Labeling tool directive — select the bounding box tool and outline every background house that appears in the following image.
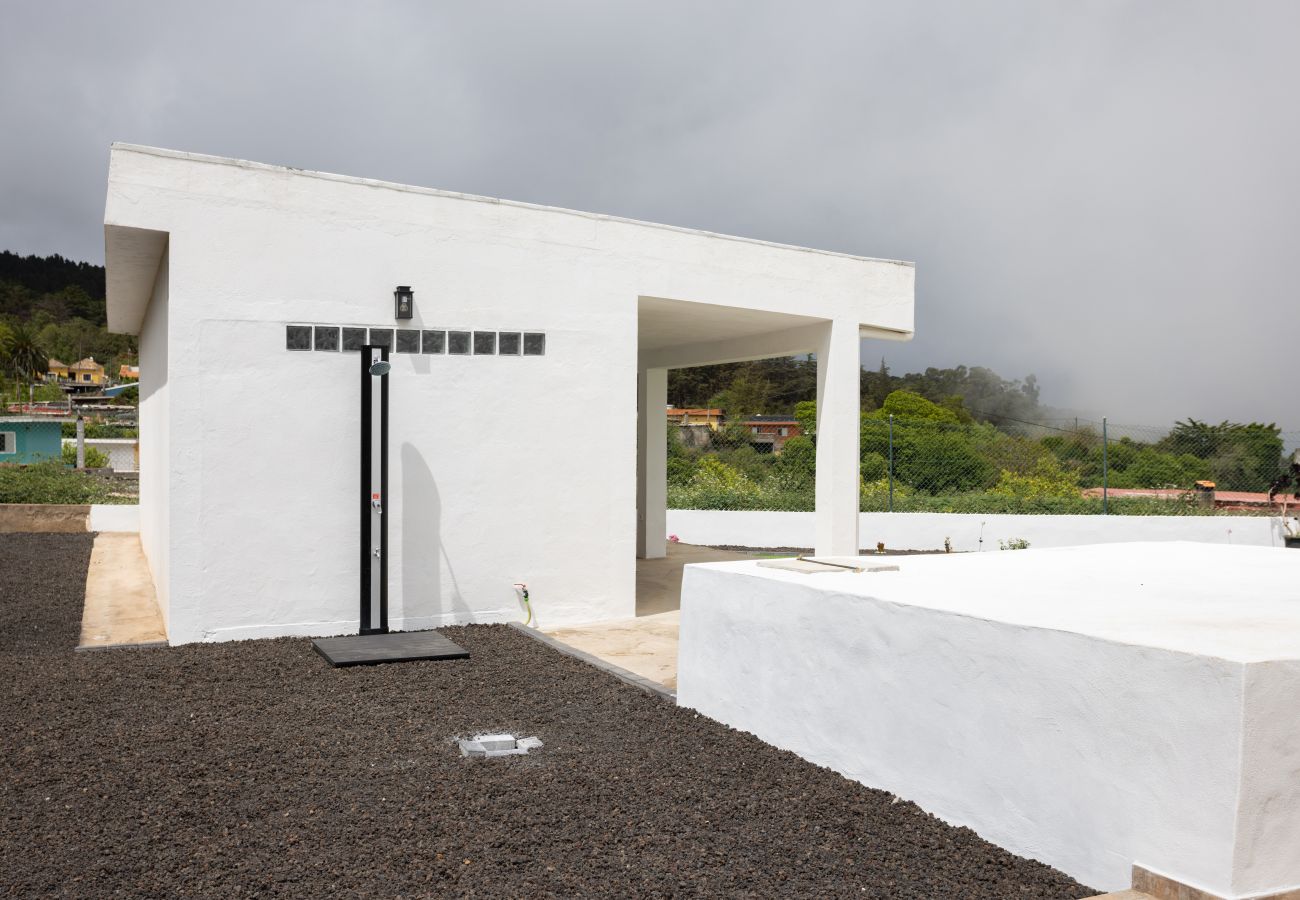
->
[0,416,73,464]
[666,407,723,430]
[45,359,70,381]
[744,415,802,453]
[67,357,106,386]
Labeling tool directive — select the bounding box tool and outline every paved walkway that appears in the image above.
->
[78,533,166,649]
[543,543,755,691]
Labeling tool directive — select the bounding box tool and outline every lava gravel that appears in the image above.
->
[1,533,1095,898]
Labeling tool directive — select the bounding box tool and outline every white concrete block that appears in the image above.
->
[89,504,140,533]
[677,542,1300,897]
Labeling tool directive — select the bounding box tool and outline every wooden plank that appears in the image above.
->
[311,631,469,667]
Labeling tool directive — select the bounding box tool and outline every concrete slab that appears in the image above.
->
[311,630,469,667]
[635,542,757,616]
[540,543,766,690]
[78,533,166,649]
[545,611,682,689]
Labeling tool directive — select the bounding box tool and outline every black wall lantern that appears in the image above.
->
[394,285,414,320]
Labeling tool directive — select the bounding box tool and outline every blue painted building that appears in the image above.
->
[0,417,72,464]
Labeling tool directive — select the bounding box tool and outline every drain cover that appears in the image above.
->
[458,733,543,758]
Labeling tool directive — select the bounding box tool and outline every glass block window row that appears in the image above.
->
[287,325,545,356]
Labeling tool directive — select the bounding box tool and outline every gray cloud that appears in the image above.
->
[2,0,1296,428]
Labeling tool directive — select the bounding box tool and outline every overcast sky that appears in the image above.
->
[1,1,1296,430]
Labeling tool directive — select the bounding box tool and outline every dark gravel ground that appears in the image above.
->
[1,533,1094,899]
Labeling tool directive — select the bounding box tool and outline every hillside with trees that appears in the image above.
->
[0,251,135,393]
[667,361,1290,514]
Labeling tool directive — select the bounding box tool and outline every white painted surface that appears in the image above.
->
[814,319,860,556]
[104,145,913,644]
[677,543,1300,897]
[637,366,667,559]
[137,249,169,631]
[665,508,1294,550]
[89,504,139,533]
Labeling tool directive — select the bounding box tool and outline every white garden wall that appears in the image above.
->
[666,509,1297,551]
[677,544,1300,898]
[89,505,139,533]
[62,438,138,471]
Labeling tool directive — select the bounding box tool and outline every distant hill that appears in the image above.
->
[0,251,107,326]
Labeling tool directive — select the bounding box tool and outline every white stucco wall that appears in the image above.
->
[677,544,1300,897]
[665,509,1295,550]
[105,145,911,644]
[89,504,139,532]
[138,250,169,630]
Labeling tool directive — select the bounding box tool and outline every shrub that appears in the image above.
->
[61,444,110,468]
[0,461,111,504]
[860,476,909,508]
[859,451,886,482]
[775,436,816,488]
[668,457,764,509]
[990,457,1080,499]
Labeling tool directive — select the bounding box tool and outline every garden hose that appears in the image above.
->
[514,583,532,626]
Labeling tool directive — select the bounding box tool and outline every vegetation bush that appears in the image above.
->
[0,461,111,504]
[61,422,137,439]
[61,443,110,468]
[990,457,1079,499]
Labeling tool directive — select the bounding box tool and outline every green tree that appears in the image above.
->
[794,400,817,437]
[1157,419,1284,491]
[5,322,46,381]
[710,365,773,422]
[866,390,960,424]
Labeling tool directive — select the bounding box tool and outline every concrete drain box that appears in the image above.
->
[458,733,543,758]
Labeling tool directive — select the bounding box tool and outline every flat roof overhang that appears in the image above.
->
[104,225,168,336]
[637,296,910,370]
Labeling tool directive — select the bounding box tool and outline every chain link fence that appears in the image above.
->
[667,414,1300,516]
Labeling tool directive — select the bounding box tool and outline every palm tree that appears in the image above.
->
[5,322,47,388]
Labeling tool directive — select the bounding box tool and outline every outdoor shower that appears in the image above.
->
[310,344,469,667]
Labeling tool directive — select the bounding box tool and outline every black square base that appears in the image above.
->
[311,630,470,667]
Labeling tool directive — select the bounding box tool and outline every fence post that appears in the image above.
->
[75,415,85,470]
[1102,416,1109,515]
[887,414,894,513]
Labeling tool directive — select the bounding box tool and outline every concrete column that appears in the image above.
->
[637,365,668,559]
[814,319,860,556]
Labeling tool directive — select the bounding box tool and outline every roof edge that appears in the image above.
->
[108,143,916,269]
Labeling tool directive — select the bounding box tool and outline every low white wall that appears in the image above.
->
[89,504,139,533]
[666,509,1296,551]
[62,438,138,472]
[677,553,1300,897]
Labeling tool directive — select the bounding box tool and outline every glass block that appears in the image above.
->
[368,328,393,348]
[395,329,420,353]
[341,327,367,351]
[448,331,471,355]
[313,326,340,351]
[421,330,446,354]
[523,332,546,356]
[286,325,312,351]
[498,332,521,355]
[473,331,497,355]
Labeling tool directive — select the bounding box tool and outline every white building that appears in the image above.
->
[104,144,914,644]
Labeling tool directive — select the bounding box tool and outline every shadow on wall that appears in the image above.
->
[400,442,469,626]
